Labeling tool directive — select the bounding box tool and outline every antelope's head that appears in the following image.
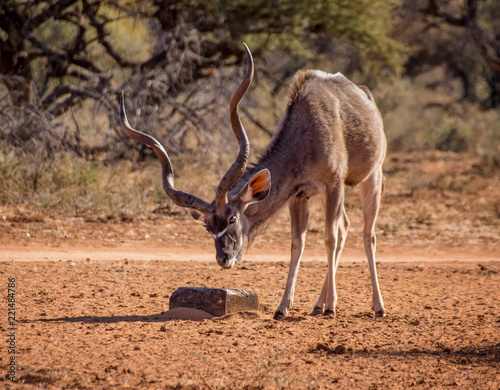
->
[119,44,271,269]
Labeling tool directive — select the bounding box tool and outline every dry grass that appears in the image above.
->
[1,66,499,225]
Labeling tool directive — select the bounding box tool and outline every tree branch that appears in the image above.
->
[24,0,80,34]
[83,0,138,68]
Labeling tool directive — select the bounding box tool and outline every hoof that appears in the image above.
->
[273,311,286,320]
[324,309,336,317]
[375,310,386,318]
[311,307,324,317]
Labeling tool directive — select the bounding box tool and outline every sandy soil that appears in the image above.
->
[1,151,499,389]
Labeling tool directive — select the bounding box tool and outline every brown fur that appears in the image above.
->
[228,68,387,318]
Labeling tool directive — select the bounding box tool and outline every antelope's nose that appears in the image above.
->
[216,253,233,269]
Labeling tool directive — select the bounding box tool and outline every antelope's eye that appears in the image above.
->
[204,225,210,232]
[229,215,237,224]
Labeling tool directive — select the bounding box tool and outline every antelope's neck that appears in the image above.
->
[239,154,301,235]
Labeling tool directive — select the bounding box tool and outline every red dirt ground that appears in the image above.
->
[1,151,499,389]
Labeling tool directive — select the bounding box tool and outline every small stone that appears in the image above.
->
[334,344,346,354]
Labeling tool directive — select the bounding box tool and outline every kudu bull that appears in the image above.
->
[120,44,386,319]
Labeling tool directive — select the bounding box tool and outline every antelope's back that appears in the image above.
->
[286,71,386,186]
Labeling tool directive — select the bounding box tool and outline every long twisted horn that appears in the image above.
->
[214,43,254,212]
[120,93,213,214]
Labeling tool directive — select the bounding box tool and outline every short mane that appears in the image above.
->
[254,70,318,165]
[287,70,317,109]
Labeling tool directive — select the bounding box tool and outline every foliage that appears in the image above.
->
[164,0,403,73]
[399,0,500,108]
[0,0,404,168]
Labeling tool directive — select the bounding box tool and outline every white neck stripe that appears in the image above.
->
[212,227,228,239]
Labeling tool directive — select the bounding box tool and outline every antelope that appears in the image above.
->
[120,44,386,320]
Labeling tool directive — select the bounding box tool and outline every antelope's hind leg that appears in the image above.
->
[360,167,386,317]
[274,196,309,320]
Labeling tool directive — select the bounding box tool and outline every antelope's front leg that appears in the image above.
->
[274,196,309,320]
[312,187,345,316]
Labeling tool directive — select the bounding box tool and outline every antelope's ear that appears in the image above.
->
[238,169,271,206]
